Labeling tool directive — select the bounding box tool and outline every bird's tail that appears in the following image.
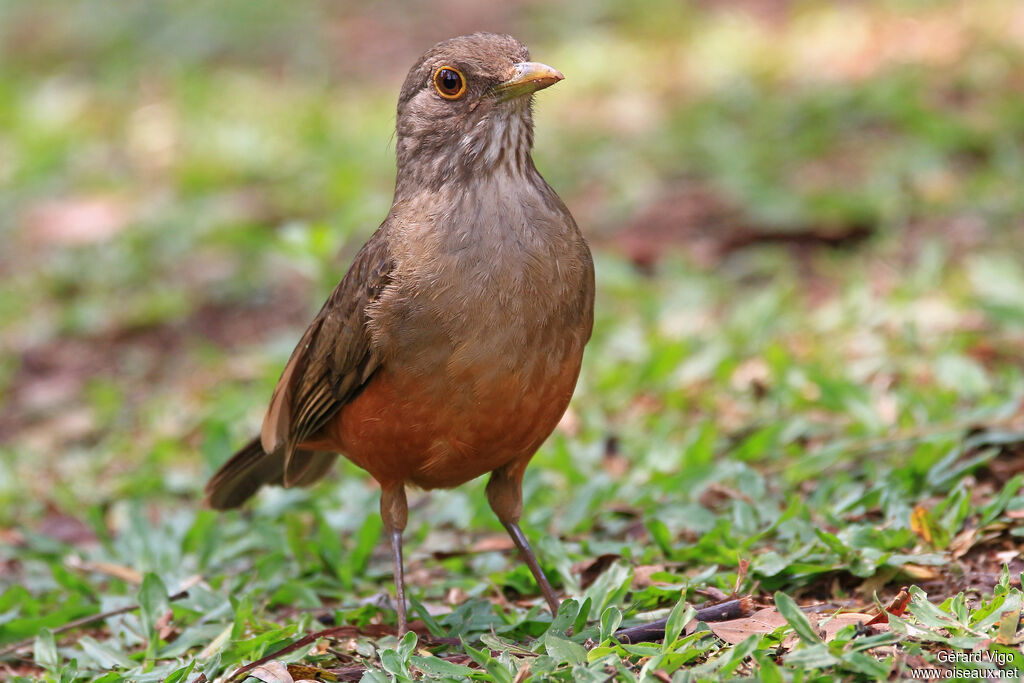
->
[204,437,336,509]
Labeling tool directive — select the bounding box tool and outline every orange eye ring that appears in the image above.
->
[433,66,467,99]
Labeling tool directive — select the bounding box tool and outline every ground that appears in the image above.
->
[3,1,1024,681]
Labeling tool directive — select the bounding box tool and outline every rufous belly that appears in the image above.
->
[300,354,582,490]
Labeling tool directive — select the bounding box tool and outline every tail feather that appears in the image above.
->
[204,436,338,509]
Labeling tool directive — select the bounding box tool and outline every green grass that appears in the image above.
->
[4,1,1024,681]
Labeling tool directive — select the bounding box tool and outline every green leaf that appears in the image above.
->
[574,596,592,635]
[549,598,580,635]
[462,640,492,668]
[315,514,344,580]
[841,650,891,677]
[380,648,412,680]
[163,660,197,683]
[139,572,171,642]
[784,642,839,668]
[544,632,587,665]
[359,669,392,683]
[351,511,384,577]
[409,597,445,639]
[753,651,784,683]
[979,475,1024,527]
[410,654,476,677]
[908,587,959,630]
[814,528,849,556]
[583,561,632,615]
[78,636,135,669]
[774,591,821,644]
[599,606,622,642]
[647,518,674,556]
[754,551,788,577]
[718,634,759,675]
[663,599,695,651]
[34,627,58,671]
[397,629,417,661]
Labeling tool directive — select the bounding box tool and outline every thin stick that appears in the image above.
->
[224,626,362,683]
[614,596,754,644]
[0,590,189,658]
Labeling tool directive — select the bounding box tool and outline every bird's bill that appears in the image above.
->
[491,61,564,101]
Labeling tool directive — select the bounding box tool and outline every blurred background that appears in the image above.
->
[5,0,1024,674]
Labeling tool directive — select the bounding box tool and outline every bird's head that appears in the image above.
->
[394,33,563,197]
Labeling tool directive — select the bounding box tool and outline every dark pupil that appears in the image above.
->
[440,70,460,92]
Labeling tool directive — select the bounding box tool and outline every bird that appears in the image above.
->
[204,32,594,635]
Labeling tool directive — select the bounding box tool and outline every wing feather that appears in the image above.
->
[260,229,394,485]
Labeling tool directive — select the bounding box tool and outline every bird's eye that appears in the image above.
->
[433,66,466,99]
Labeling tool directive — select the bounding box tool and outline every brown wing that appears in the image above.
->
[261,229,394,485]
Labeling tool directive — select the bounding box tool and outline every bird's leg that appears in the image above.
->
[380,484,409,636]
[486,464,560,615]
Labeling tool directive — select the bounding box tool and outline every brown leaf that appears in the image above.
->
[900,564,940,581]
[250,661,293,683]
[511,660,531,683]
[37,510,97,546]
[632,564,668,589]
[820,613,889,641]
[949,528,978,560]
[445,587,468,606]
[471,535,514,553]
[695,586,731,602]
[708,607,789,645]
[866,586,912,626]
[734,557,750,596]
[156,609,176,640]
[65,556,144,584]
[287,663,337,682]
[576,554,621,589]
[431,534,512,560]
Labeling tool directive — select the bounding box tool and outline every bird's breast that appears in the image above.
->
[334,180,593,488]
[369,178,592,386]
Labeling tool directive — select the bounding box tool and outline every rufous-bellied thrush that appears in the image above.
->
[205,33,594,635]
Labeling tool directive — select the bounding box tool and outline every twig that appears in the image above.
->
[223,626,353,682]
[223,625,457,683]
[614,596,754,644]
[0,590,189,658]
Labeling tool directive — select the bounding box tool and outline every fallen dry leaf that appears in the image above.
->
[900,564,941,581]
[708,607,790,645]
[250,661,292,683]
[470,535,514,553]
[287,663,337,682]
[949,527,978,560]
[511,660,531,683]
[711,604,891,648]
[575,553,621,589]
[632,564,669,590]
[37,509,98,546]
[866,586,912,626]
[820,613,890,641]
[65,556,144,584]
